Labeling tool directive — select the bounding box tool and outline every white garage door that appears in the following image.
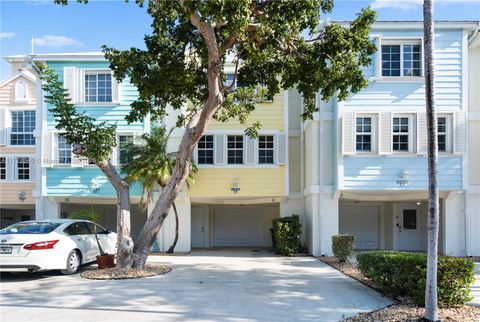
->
[339,205,379,250]
[213,207,264,247]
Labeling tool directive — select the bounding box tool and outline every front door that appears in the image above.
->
[396,206,423,251]
[191,207,205,248]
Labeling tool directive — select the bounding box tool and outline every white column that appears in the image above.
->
[42,197,60,219]
[444,191,466,256]
[318,192,339,256]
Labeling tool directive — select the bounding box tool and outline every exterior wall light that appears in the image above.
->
[231,179,240,194]
[396,169,409,187]
[18,191,26,202]
[90,178,100,193]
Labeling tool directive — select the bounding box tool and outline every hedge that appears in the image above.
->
[332,234,355,262]
[357,251,475,307]
[272,215,302,256]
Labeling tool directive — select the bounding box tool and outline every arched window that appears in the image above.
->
[15,80,28,102]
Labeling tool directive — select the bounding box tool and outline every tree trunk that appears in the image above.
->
[166,202,179,254]
[98,161,134,268]
[423,1,439,321]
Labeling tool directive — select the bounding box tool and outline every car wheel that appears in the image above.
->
[61,250,81,275]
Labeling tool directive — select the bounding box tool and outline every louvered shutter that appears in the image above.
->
[417,112,427,155]
[76,69,85,103]
[29,157,36,180]
[63,67,77,103]
[453,111,466,154]
[214,134,225,165]
[6,157,14,180]
[375,37,382,78]
[112,76,119,103]
[42,132,54,167]
[379,112,392,155]
[276,133,288,164]
[245,136,256,165]
[342,111,355,155]
[0,109,6,146]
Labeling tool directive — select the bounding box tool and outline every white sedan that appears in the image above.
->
[0,219,117,274]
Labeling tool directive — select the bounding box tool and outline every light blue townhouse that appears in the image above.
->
[303,21,480,257]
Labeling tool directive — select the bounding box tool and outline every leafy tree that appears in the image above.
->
[53,0,376,268]
[423,0,440,320]
[39,66,135,268]
[122,126,197,254]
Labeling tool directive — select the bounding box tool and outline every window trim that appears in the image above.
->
[0,157,6,180]
[197,135,215,165]
[354,114,377,154]
[16,157,30,181]
[227,135,244,165]
[258,135,275,164]
[9,110,36,147]
[437,114,452,154]
[56,134,72,165]
[392,114,415,153]
[84,70,113,103]
[380,38,424,79]
[117,134,134,165]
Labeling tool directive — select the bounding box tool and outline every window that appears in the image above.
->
[0,157,5,180]
[227,135,243,164]
[198,135,214,164]
[15,80,28,102]
[63,222,90,236]
[118,135,133,164]
[437,117,447,152]
[382,43,422,77]
[356,117,372,152]
[392,117,411,152]
[17,157,30,180]
[85,73,112,102]
[85,222,109,234]
[11,111,35,145]
[224,73,241,89]
[258,135,274,164]
[58,135,72,164]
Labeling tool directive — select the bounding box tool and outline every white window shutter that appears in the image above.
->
[112,76,119,103]
[71,153,85,168]
[453,111,466,154]
[417,112,427,155]
[29,157,36,180]
[63,67,77,103]
[214,134,225,165]
[342,111,355,155]
[42,132,54,167]
[76,69,85,103]
[375,37,382,78]
[0,109,6,146]
[276,133,287,164]
[245,136,256,165]
[6,157,14,180]
[379,112,392,155]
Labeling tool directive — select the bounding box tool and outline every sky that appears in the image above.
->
[1,0,479,80]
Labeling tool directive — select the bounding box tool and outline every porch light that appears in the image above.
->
[396,169,409,187]
[231,179,240,194]
[18,191,26,202]
[90,178,100,193]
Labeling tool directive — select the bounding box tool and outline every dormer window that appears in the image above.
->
[15,80,28,102]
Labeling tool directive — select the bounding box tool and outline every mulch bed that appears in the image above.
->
[317,256,480,322]
[80,264,172,280]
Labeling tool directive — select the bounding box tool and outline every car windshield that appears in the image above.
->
[0,222,62,234]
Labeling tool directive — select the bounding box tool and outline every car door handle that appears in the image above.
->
[77,238,82,241]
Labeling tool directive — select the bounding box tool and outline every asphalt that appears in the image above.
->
[0,249,392,322]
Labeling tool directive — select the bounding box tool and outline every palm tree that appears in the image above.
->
[423,0,439,320]
[122,126,197,253]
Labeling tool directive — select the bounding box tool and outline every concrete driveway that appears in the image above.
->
[471,262,480,306]
[0,249,391,322]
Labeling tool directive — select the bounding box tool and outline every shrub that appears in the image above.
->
[332,234,355,262]
[357,251,475,307]
[272,215,302,256]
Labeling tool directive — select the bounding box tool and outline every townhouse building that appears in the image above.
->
[1,20,478,256]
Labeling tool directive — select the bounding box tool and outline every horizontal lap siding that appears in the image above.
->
[188,167,286,197]
[351,29,463,110]
[0,182,36,204]
[343,156,462,190]
[46,62,143,132]
[46,167,143,197]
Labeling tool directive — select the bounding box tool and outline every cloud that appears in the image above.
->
[0,32,16,39]
[371,0,477,10]
[32,35,83,48]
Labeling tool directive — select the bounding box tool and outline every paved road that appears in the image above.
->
[0,249,392,322]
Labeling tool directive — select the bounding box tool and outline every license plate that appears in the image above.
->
[0,246,12,254]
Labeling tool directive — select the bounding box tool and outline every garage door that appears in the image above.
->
[339,205,379,250]
[213,207,264,247]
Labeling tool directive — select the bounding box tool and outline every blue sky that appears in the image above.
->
[1,0,479,80]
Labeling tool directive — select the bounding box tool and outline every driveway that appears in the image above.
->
[471,262,480,306]
[0,249,391,322]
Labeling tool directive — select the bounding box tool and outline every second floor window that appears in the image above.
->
[227,135,243,164]
[392,117,410,152]
[11,111,35,146]
[85,73,112,103]
[258,135,274,164]
[198,135,214,164]
[0,157,6,180]
[17,157,30,180]
[382,43,422,77]
[118,135,133,164]
[58,135,72,164]
[438,117,448,152]
[356,117,372,152]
